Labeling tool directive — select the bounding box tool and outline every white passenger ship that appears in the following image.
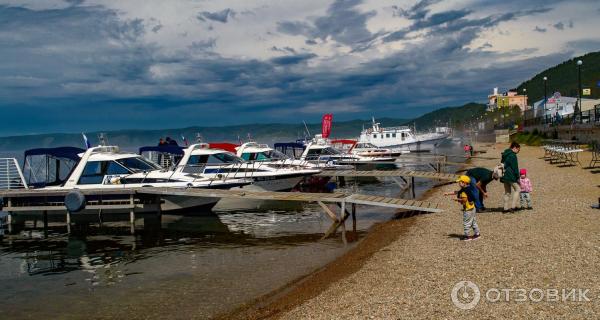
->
[358,118,450,151]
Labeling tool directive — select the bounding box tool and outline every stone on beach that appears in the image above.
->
[279,144,600,319]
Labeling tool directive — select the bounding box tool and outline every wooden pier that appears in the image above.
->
[0,187,442,243]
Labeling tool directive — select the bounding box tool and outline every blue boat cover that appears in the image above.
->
[139,145,185,155]
[24,147,85,162]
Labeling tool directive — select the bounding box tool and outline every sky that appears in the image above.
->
[1,0,599,135]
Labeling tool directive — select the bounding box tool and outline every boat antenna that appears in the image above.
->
[303,121,311,138]
[98,133,108,146]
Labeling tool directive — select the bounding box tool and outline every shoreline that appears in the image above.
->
[273,144,600,319]
[216,164,467,320]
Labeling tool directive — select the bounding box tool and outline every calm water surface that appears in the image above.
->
[0,143,465,319]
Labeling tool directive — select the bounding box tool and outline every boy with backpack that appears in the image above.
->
[445,175,481,241]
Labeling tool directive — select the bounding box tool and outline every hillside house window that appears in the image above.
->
[386,133,390,138]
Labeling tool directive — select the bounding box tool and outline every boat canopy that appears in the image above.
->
[138,145,185,155]
[24,146,85,162]
[274,142,306,159]
[208,143,239,153]
[23,146,85,188]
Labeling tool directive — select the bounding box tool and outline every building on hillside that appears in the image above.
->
[531,92,600,118]
[487,88,528,112]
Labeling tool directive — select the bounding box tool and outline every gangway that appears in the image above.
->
[0,186,442,244]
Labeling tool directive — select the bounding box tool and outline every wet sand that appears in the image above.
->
[224,144,600,319]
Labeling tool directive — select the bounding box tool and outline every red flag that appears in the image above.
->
[321,114,333,138]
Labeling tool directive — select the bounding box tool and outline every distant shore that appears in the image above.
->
[221,144,600,319]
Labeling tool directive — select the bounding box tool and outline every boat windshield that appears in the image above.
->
[321,147,342,155]
[116,157,162,172]
[188,152,244,166]
[355,143,378,148]
[241,150,289,161]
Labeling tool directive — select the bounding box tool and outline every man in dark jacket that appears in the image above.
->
[466,167,498,211]
[501,142,521,212]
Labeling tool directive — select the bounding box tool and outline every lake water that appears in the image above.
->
[0,143,465,318]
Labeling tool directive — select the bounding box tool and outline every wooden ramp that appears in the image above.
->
[1,187,442,243]
[138,187,442,213]
[317,169,460,181]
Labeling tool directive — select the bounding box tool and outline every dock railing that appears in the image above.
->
[0,158,28,190]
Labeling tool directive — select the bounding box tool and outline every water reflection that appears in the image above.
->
[0,144,466,318]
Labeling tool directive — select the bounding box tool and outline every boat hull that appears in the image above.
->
[371,135,449,152]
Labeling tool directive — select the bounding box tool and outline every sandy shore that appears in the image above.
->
[224,144,600,319]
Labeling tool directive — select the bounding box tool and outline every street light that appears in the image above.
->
[543,76,548,112]
[576,60,583,124]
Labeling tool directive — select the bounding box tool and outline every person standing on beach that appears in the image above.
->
[501,142,521,213]
[444,175,480,241]
[466,167,499,211]
[519,169,533,210]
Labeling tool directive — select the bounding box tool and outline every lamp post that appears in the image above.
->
[577,60,582,124]
[543,76,548,122]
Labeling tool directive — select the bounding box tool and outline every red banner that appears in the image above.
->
[321,114,333,138]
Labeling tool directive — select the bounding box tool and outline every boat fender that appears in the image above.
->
[65,190,86,213]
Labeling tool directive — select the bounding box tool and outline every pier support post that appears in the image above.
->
[340,201,347,245]
[351,203,356,233]
[43,210,48,238]
[129,194,135,235]
[66,211,71,234]
[411,177,416,199]
[7,212,12,234]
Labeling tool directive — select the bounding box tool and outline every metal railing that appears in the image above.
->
[524,106,600,127]
[0,158,28,190]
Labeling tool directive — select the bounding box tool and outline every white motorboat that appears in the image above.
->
[330,139,406,161]
[358,118,450,152]
[145,143,321,192]
[21,146,250,213]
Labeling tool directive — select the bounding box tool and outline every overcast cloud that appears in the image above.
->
[0,0,599,135]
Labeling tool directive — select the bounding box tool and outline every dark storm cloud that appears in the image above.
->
[270,53,317,65]
[553,22,564,30]
[197,9,235,23]
[277,0,377,49]
[0,1,595,135]
[383,6,552,43]
[393,0,441,20]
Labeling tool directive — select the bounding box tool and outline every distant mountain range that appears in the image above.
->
[0,118,411,152]
[516,51,600,103]
[0,102,489,152]
[408,102,486,130]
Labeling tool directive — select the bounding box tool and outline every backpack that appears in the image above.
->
[493,163,504,179]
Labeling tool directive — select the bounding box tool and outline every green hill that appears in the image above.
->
[403,102,486,130]
[516,51,600,103]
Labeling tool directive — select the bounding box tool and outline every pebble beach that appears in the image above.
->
[228,144,600,319]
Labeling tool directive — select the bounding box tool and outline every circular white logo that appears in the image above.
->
[451,281,481,310]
